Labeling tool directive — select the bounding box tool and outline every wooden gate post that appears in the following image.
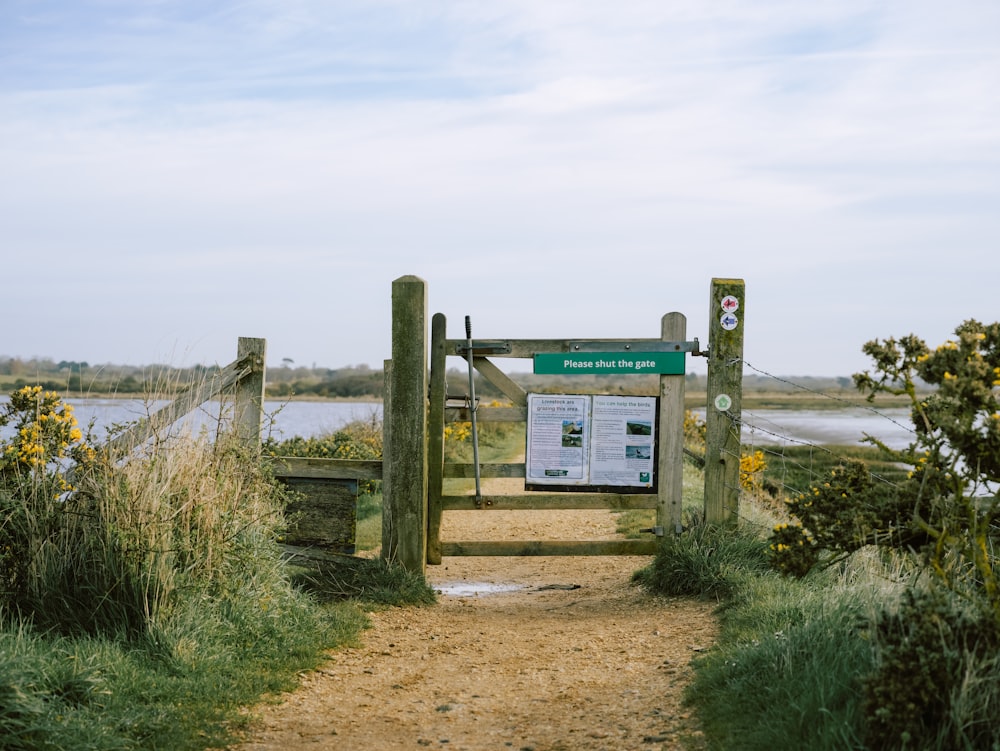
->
[658,313,687,534]
[383,275,429,573]
[704,278,745,524]
[234,337,266,450]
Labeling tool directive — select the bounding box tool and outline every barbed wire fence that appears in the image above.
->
[695,360,921,528]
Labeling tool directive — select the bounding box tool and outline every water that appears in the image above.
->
[691,406,915,451]
[0,397,383,443]
[741,407,915,451]
[434,582,525,597]
[1,396,914,449]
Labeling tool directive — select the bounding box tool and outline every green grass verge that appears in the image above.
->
[0,590,369,750]
[627,450,923,751]
[0,553,435,751]
[633,519,907,751]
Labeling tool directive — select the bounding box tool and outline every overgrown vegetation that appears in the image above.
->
[634,319,1000,751]
[0,386,428,750]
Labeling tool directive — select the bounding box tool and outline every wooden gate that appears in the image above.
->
[425,311,696,564]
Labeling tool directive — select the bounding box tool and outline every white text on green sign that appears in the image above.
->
[533,352,685,375]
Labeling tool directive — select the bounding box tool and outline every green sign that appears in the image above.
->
[533,352,685,375]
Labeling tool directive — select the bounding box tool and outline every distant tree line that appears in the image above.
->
[0,357,387,399]
[0,355,879,401]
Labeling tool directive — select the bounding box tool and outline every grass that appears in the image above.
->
[0,599,370,751]
[628,439,1000,751]
[355,486,384,551]
[631,507,910,750]
[0,392,433,751]
[292,554,436,606]
[616,461,706,538]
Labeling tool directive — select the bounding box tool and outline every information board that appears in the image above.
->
[524,393,658,493]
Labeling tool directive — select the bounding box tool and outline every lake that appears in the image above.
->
[736,407,914,451]
[0,397,915,451]
[0,397,383,444]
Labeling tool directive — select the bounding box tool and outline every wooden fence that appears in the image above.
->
[383,275,745,573]
[89,275,745,574]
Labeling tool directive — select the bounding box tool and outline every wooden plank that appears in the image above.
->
[472,357,527,406]
[659,313,686,535]
[427,312,448,565]
[385,275,429,573]
[280,477,357,554]
[439,493,658,510]
[270,456,383,480]
[440,539,658,556]
[280,544,356,566]
[234,337,267,447]
[443,462,525,479]
[445,338,674,359]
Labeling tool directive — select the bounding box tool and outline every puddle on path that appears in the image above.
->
[433,582,526,597]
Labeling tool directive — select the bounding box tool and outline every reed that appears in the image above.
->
[0,385,379,749]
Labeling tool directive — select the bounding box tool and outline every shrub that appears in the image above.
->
[766,319,1000,749]
[264,415,383,495]
[851,319,1000,617]
[864,581,1000,750]
[0,386,97,617]
[739,449,767,492]
[767,459,915,576]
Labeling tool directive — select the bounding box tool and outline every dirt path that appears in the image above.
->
[235,507,718,751]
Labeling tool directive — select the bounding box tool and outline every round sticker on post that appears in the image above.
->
[720,313,739,331]
[714,394,733,411]
[721,295,740,313]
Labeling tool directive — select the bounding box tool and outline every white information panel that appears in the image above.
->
[525,393,657,492]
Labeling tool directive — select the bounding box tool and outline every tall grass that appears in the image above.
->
[8,433,291,638]
[0,388,429,750]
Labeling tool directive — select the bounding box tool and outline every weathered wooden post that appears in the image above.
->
[425,312,448,565]
[383,275,429,572]
[704,278,745,524]
[658,312,687,534]
[381,358,394,559]
[234,337,267,450]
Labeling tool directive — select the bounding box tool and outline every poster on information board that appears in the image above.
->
[525,393,658,493]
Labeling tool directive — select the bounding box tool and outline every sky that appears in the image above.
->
[2,1,998,378]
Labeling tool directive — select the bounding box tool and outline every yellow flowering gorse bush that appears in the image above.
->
[1,386,98,611]
[0,385,92,493]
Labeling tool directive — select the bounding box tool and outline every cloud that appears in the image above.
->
[0,1,997,373]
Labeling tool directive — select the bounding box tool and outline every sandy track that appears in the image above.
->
[235,508,717,751]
